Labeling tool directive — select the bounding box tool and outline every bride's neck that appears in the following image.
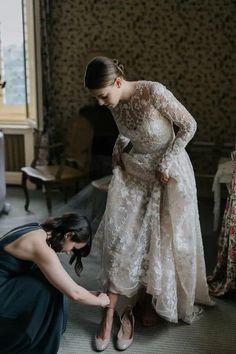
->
[120,80,137,101]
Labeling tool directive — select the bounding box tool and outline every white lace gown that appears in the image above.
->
[96,81,213,324]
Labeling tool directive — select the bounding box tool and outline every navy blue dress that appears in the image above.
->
[0,223,67,354]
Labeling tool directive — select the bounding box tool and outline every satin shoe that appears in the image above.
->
[94,335,110,352]
[116,307,135,351]
[94,306,115,351]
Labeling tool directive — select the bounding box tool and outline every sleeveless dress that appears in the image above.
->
[96,81,213,324]
[0,223,67,354]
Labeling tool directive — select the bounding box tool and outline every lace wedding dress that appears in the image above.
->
[96,81,213,324]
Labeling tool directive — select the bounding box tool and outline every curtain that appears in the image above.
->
[38,0,56,164]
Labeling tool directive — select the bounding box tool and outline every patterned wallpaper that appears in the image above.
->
[47,0,236,145]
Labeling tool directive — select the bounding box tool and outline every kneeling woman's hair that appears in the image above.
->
[41,213,92,276]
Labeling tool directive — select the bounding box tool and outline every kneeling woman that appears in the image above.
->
[0,213,110,354]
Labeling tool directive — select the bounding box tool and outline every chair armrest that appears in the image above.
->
[34,142,64,150]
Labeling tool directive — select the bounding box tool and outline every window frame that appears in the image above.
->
[0,0,43,129]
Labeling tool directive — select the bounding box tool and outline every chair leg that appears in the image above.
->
[44,184,52,214]
[21,172,30,211]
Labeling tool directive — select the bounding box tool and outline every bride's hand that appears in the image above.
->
[112,152,121,168]
[112,152,125,170]
[156,170,170,184]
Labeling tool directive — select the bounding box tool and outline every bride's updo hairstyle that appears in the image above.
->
[84,56,124,90]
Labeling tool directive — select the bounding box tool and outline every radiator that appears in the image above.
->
[5,134,25,172]
[0,131,6,212]
[1,128,34,185]
[0,131,11,213]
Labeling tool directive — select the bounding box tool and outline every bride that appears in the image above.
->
[84,56,213,351]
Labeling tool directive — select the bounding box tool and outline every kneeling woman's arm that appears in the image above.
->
[30,238,109,307]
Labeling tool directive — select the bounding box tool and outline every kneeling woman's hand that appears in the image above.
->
[98,293,110,307]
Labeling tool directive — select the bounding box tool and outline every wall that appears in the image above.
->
[48,0,235,146]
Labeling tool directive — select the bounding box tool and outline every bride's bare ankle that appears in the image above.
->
[101,308,115,324]
[97,313,114,339]
[105,306,115,316]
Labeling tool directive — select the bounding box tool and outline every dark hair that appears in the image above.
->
[41,213,92,276]
[84,56,125,89]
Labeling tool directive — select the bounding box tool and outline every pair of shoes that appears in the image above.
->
[94,306,115,351]
[116,307,135,351]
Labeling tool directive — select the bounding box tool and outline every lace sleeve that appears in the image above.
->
[113,134,130,156]
[150,82,197,174]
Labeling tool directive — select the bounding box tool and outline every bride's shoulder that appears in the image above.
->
[138,81,166,98]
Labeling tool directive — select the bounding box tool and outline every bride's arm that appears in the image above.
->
[150,82,197,175]
[112,133,130,168]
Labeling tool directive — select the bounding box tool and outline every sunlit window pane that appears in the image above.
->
[0,0,26,105]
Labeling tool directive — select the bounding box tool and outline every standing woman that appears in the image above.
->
[85,56,213,351]
[0,213,110,354]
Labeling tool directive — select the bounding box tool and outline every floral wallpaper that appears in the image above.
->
[45,0,235,147]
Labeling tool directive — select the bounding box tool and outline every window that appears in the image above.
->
[0,0,43,128]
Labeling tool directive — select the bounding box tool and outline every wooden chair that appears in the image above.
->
[21,117,94,214]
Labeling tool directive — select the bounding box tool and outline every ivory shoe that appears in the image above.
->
[116,307,135,351]
[94,336,110,352]
[94,306,115,351]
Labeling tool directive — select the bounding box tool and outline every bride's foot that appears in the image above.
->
[97,307,114,339]
[95,308,114,351]
[116,307,135,350]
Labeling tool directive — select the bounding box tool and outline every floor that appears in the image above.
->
[0,185,235,354]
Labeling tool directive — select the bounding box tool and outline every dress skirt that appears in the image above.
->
[96,149,213,324]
